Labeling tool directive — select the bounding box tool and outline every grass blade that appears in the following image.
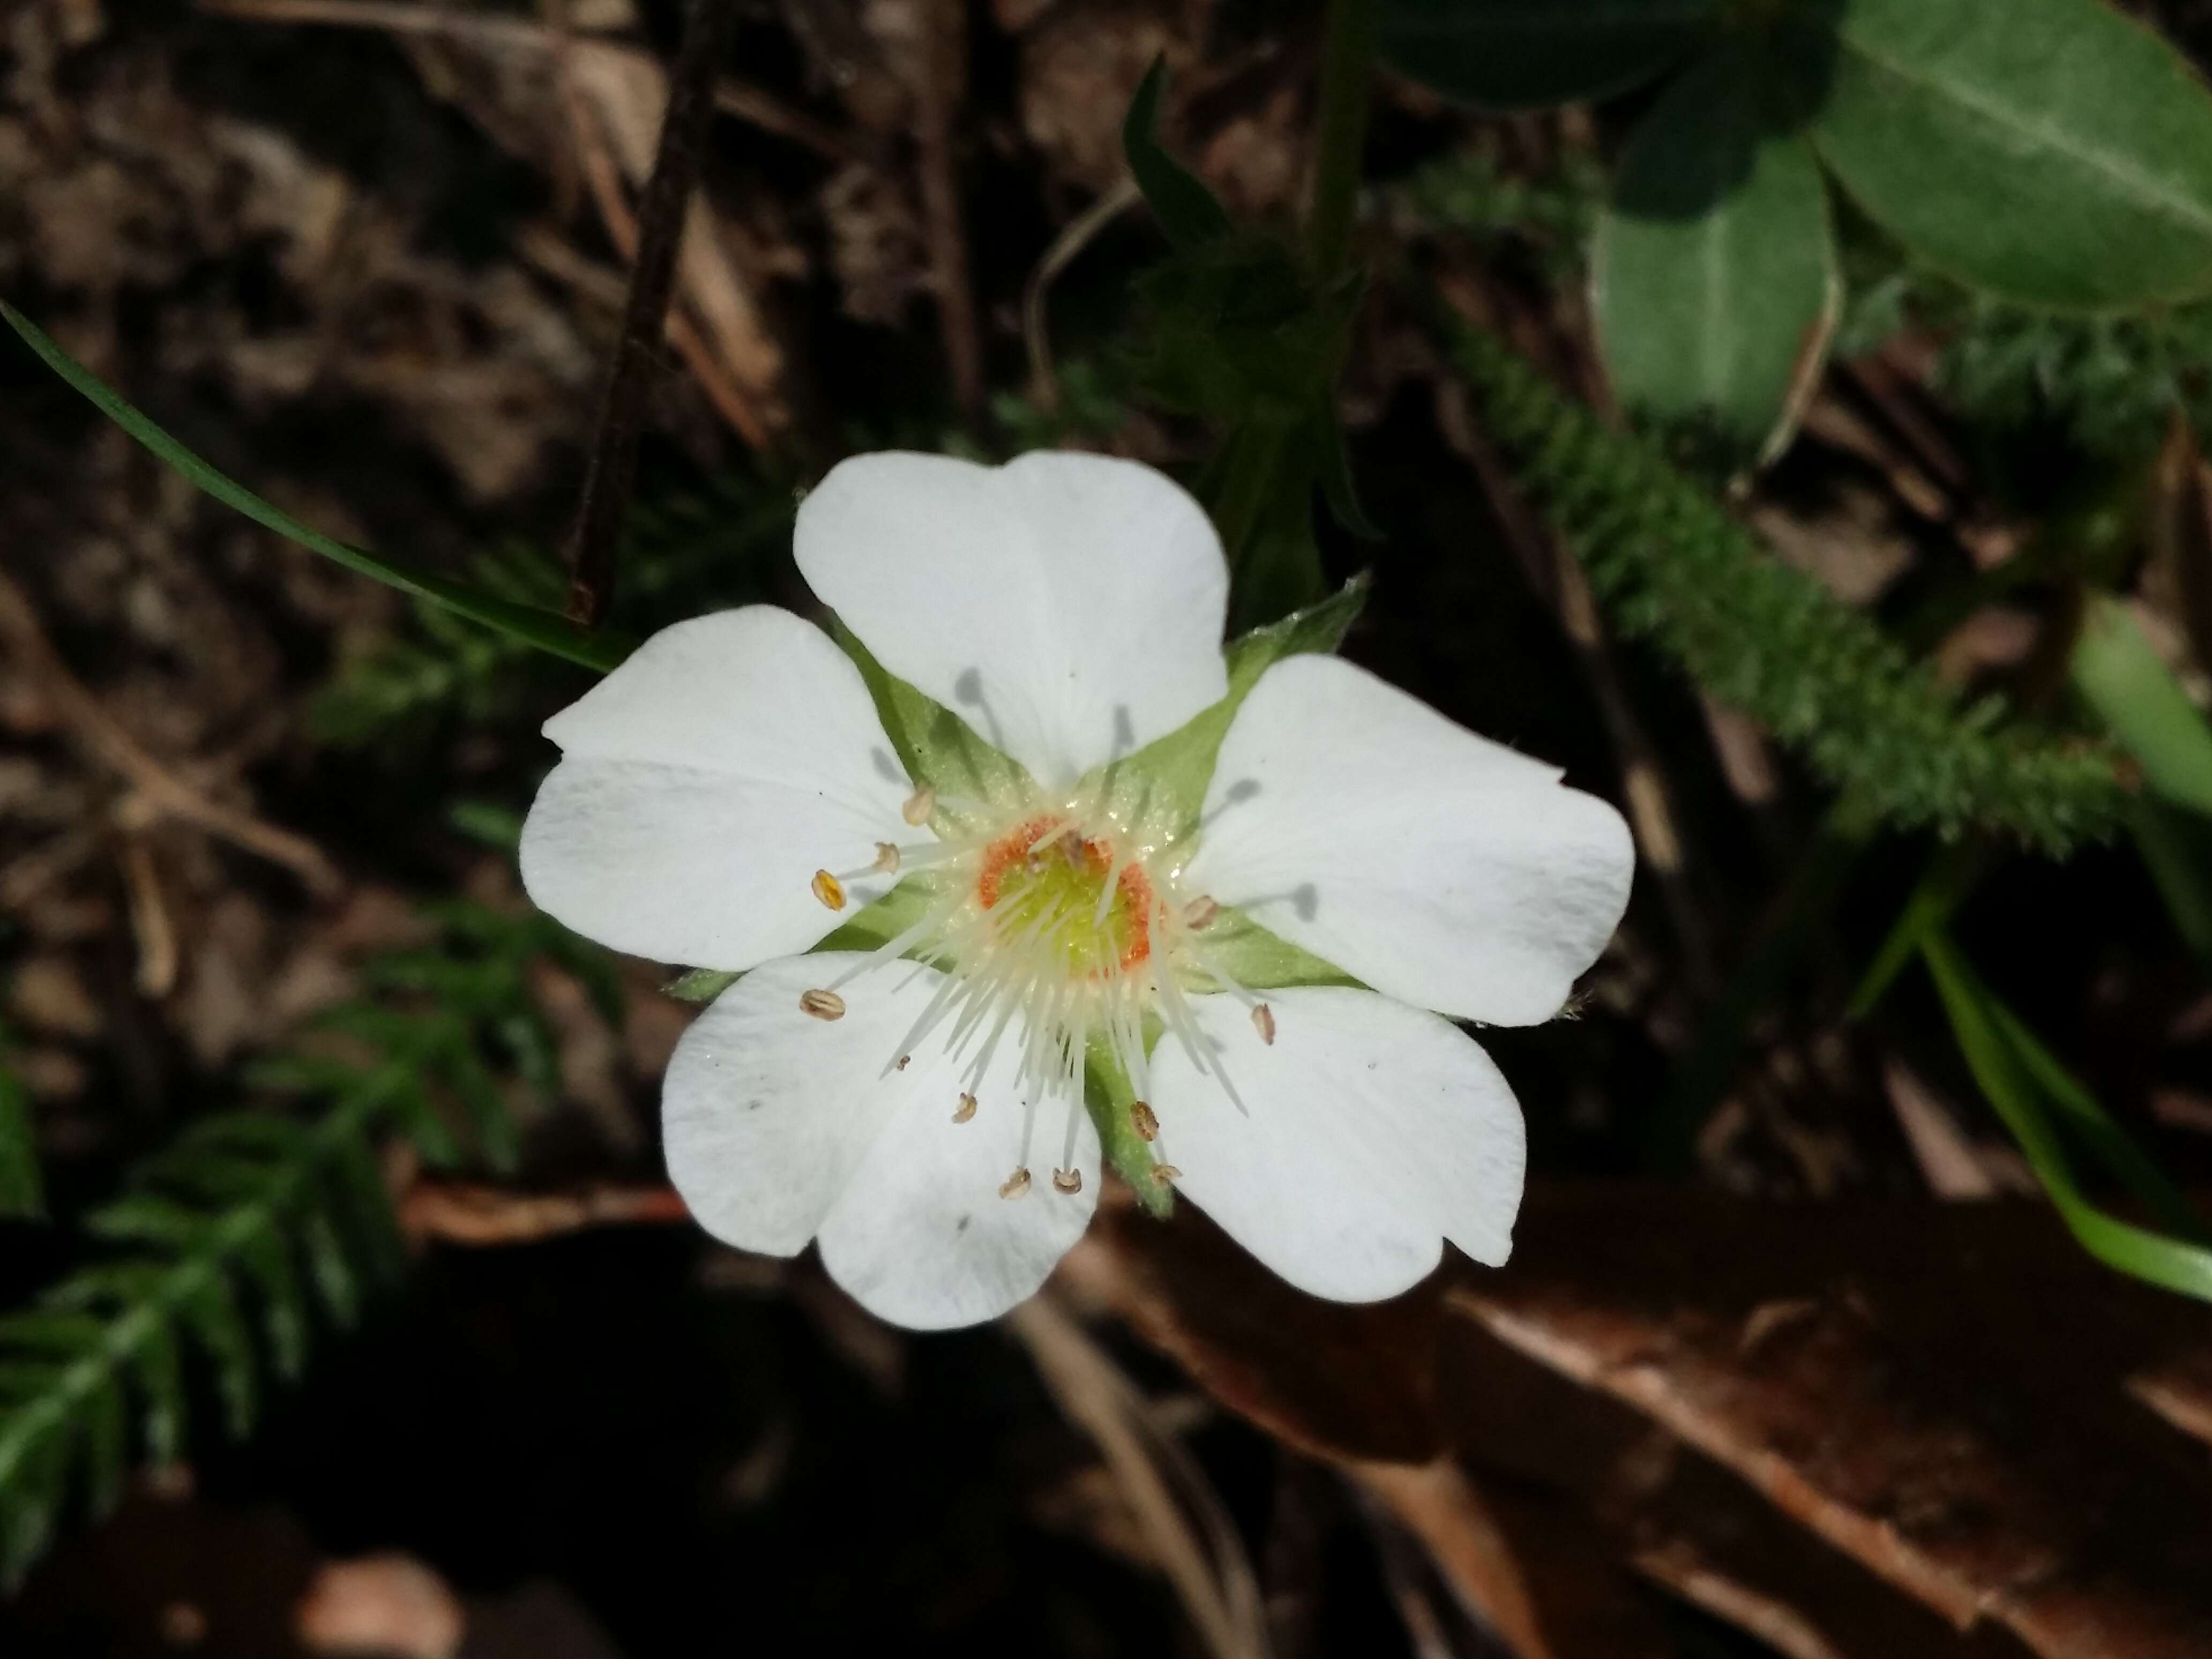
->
[1,301,630,673]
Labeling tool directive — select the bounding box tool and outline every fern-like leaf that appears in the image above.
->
[1447,319,2125,854]
[0,899,618,1586]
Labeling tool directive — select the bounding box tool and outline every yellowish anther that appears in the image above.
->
[1051,1168,1082,1194]
[799,988,846,1021]
[1182,895,1219,930]
[811,869,847,911]
[873,841,901,874]
[952,1091,977,1123]
[1251,1003,1276,1045]
[1153,1163,1182,1185]
[901,786,936,826]
[1130,1100,1159,1142]
[999,1166,1032,1199]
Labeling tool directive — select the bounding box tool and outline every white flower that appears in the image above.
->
[519,451,1633,1329]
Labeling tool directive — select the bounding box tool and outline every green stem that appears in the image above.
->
[2,301,632,673]
[1309,0,1379,279]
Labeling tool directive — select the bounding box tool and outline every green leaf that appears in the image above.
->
[1593,43,1840,461]
[0,301,631,671]
[232,1218,310,1380]
[1122,57,1231,248]
[1921,929,2212,1301]
[2130,795,2212,957]
[0,1036,42,1220]
[1097,576,1370,839]
[176,1274,259,1439]
[1805,0,2212,308]
[1380,0,1720,111]
[2073,594,2212,816]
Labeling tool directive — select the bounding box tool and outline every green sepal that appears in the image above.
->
[1185,906,1361,996]
[1096,575,1370,840]
[831,618,1032,828]
[1085,1037,1170,1219]
[664,968,741,1004]
[1122,57,1231,249]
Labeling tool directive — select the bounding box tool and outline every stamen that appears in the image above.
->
[872,841,901,874]
[1251,1002,1276,1045]
[799,988,846,1021]
[902,785,936,825]
[1182,895,1219,930]
[811,869,847,911]
[998,1166,1032,1199]
[1051,1168,1082,1194]
[1153,1164,1182,1185]
[895,1054,911,1071]
[1129,1100,1159,1142]
[952,1091,977,1123]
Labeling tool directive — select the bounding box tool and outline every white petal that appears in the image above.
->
[1183,655,1633,1026]
[1149,987,1525,1302]
[662,954,1095,1330]
[520,607,913,969]
[794,451,1229,788]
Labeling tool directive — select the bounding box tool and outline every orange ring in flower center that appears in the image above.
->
[975,816,1154,973]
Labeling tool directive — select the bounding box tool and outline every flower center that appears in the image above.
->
[974,815,1154,976]
[805,782,1261,1201]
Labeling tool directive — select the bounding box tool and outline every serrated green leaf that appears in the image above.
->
[178,1273,259,1438]
[125,1317,186,1468]
[1593,42,1839,461]
[0,301,630,671]
[1122,57,1231,248]
[0,1312,110,1356]
[384,1073,464,1171]
[82,1193,210,1250]
[2072,593,2212,817]
[233,1218,309,1380]
[1805,0,2212,308]
[299,1205,361,1328]
[1380,0,1720,112]
[79,1369,126,1519]
[438,1032,519,1175]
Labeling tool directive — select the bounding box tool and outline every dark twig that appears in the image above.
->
[915,0,982,421]
[564,0,734,626]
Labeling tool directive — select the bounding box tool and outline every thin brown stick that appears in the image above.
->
[1024,176,1141,410]
[118,834,180,997]
[1009,1296,1270,1659]
[0,569,342,896]
[400,1178,691,1245]
[564,0,735,626]
[561,97,769,445]
[914,0,982,421]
